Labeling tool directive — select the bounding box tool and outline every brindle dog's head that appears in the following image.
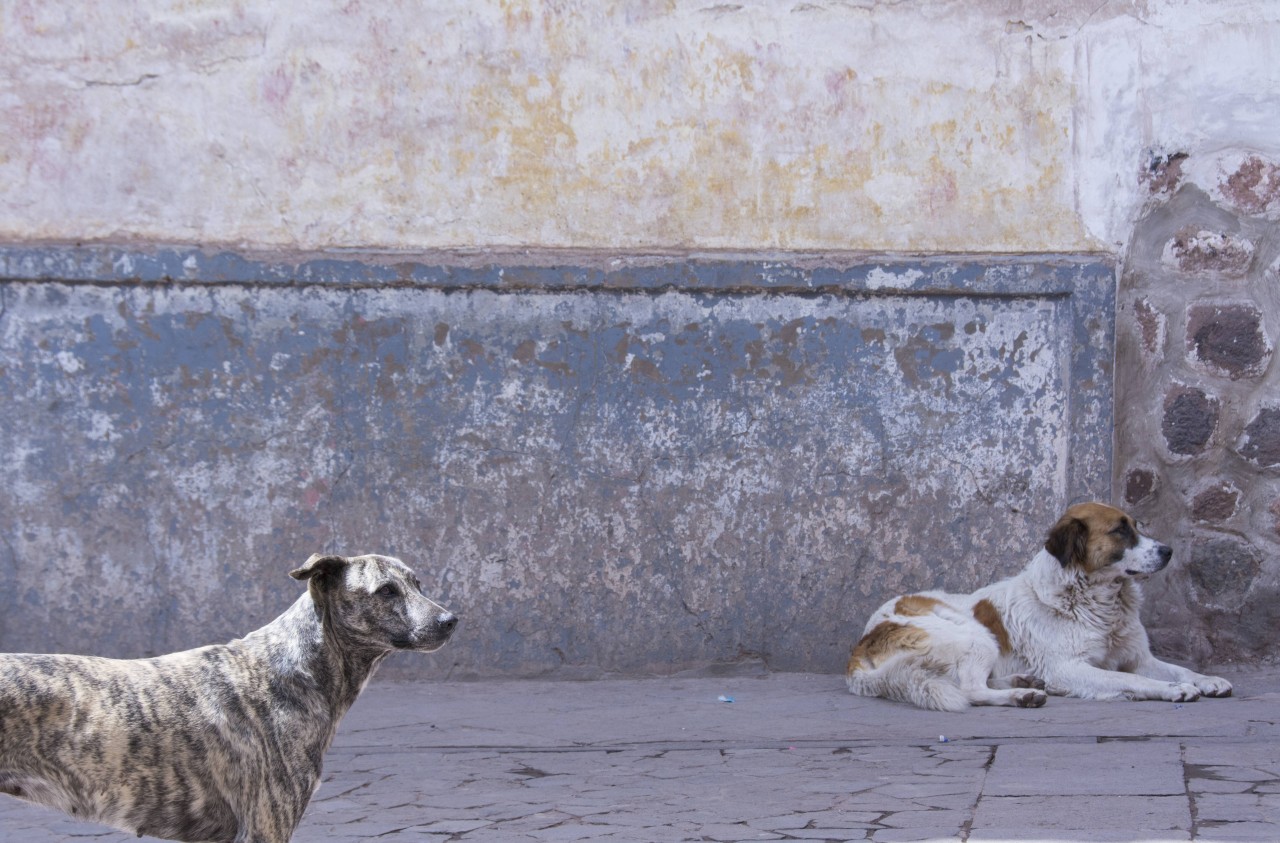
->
[1044,502,1172,579]
[290,554,458,652]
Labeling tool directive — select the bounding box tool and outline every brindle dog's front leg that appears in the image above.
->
[234,823,290,843]
[232,802,296,843]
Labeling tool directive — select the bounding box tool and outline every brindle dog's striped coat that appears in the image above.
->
[0,553,457,843]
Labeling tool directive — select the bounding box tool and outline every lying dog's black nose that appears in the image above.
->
[1158,544,1172,565]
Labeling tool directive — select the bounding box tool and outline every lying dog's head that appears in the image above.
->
[1044,502,1172,578]
[290,553,458,652]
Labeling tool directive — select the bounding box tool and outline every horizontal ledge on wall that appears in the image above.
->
[0,243,1114,297]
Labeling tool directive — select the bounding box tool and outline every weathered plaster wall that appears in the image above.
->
[1117,151,1280,667]
[2,1,1277,251]
[0,252,1112,677]
[1,1,1276,673]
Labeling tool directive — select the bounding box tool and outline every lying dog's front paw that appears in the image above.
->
[1165,682,1201,702]
[1195,676,1232,698]
[1010,674,1046,690]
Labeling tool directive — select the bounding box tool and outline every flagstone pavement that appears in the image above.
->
[2,666,1277,842]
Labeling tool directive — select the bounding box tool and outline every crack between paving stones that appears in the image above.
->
[959,744,997,842]
[322,779,378,799]
[1183,742,1202,841]
[374,826,415,838]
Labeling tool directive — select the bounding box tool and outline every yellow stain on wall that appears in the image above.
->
[0,0,1100,251]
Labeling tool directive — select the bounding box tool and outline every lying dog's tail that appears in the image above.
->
[846,656,969,712]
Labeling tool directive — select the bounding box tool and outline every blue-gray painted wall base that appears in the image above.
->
[0,247,1115,678]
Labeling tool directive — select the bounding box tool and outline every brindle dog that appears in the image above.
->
[0,553,457,843]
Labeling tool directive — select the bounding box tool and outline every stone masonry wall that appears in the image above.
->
[1118,151,1280,667]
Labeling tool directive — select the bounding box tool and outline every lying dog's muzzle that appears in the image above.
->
[1125,543,1173,577]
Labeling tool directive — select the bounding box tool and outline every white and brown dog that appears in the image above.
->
[846,503,1233,711]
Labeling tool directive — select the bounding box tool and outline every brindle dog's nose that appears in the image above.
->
[438,613,458,636]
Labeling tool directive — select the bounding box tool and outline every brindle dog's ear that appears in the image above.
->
[1045,517,1088,568]
[289,554,348,586]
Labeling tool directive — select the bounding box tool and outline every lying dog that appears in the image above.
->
[0,553,457,843]
[846,502,1232,711]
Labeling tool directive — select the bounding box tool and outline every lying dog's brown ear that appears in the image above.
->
[1045,516,1088,568]
[290,554,348,585]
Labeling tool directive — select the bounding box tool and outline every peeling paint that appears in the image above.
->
[0,251,1112,677]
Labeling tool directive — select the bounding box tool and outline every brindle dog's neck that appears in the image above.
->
[246,593,390,739]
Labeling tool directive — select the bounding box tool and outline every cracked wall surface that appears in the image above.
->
[0,249,1111,677]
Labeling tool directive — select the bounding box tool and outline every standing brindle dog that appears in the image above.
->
[0,553,457,843]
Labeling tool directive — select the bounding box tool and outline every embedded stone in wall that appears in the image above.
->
[1133,297,1166,358]
[1220,154,1280,217]
[1161,386,1219,456]
[1190,482,1240,522]
[1118,150,1280,667]
[1143,151,1188,196]
[1239,407,1280,467]
[1185,302,1271,379]
[1161,229,1255,276]
[1123,467,1157,506]
[1188,536,1261,602]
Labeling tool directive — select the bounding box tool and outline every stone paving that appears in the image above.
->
[2,666,1277,842]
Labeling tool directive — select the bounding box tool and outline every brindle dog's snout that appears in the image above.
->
[437,612,459,637]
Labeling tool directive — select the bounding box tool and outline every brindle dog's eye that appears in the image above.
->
[375,584,400,599]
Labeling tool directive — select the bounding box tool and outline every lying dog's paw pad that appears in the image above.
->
[1016,689,1047,708]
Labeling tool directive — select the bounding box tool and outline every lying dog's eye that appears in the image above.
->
[1111,524,1137,544]
[375,584,400,599]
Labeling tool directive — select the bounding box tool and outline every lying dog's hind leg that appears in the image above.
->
[966,687,1048,707]
[988,673,1045,690]
[952,646,1044,707]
